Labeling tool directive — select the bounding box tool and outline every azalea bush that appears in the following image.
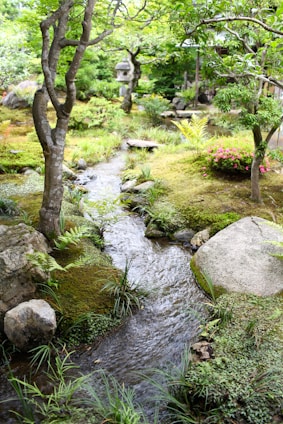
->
[207,146,270,175]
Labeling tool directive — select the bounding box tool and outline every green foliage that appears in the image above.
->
[207,146,270,175]
[65,186,85,206]
[133,125,182,145]
[268,148,283,164]
[13,84,37,107]
[214,85,282,130]
[71,132,122,165]
[0,196,19,216]
[54,226,91,250]
[27,252,65,275]
[84,370,149,424]
[9,347,89,423]
[101,261,143,318]
[85,196,123,234]
[166,293,283,424]
[0,29,33,89]
[135,78,156,96]
[137,95,171,125]
[69,98,125,131]
[172,115,210,152]
[176,85,197,104]
[145,200,185,234]
[60,313,121,346]
[88,79,121,100]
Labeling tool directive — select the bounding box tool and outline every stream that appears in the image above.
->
[0,147,206,423]
[76,148,206,421]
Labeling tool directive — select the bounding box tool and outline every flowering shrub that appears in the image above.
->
[207,146,270,175]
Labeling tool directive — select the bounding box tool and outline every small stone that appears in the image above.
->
[4,299,57,351]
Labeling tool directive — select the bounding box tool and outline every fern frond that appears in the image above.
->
[171,114,209,151]
[54,226,90,250]
[27,252,65,273]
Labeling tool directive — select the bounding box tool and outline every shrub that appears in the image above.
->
[69,98,125,131]
[208,146,270,175]
[136,95,170,125]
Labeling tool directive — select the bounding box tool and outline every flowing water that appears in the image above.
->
[76,149,206,420]
[0,148,206,422]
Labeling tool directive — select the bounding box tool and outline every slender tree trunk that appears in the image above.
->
[33,88,69,238]
[194,48,200,108]
[121,48,141,113]
[251,125,265,203]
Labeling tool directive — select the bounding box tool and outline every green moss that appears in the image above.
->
[0,140,44,171]
[49,240,116,319]
[0,106,33,125]
[145,145,283,232]
[190,255,227,298]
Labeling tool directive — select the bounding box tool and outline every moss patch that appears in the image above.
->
[0,139,44,171]
[190,255,227,298]
[50,241,118,319]
[145,146,283,231]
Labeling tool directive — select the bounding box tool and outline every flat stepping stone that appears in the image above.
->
[161,110,204,118]
[126,139,161,150]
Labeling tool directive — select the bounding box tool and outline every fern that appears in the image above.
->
[27,252,65,273]
[171,114,209,152]
[54,226,90,250]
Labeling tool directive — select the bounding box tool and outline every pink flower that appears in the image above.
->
[203,173,207,177]
[233,163,238,168]
[245,166,249,170]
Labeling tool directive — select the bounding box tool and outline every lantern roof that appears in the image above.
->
[115,58,131,71]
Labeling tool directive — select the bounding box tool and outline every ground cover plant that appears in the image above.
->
[160,293,283,424]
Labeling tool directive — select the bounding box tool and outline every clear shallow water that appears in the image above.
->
[78,151,206,419]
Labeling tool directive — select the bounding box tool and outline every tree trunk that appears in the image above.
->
[121,48,141,113]
[194,48,200,108]
[251,125,265,203]
[39,142,65,238]
[33,88,68,238]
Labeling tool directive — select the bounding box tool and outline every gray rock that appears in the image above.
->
[0,223,50,330]
[132,181,155,192]
[2,81,38,109]
[172,228,195,243]
[192,216,283,296]
[76,158,87,170]
[62,164,77,180]
[190,228,210,250]
[120,179,138,192]
[4,299,56,351]
[145,223,165,239]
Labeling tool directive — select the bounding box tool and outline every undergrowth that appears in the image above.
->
[164,293,283,424]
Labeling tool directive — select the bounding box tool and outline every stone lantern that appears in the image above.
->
[115,58,131,83]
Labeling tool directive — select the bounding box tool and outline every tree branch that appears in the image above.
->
[187,16,283,37]
[266,114,283,144]
[224,24,255,55]
[64,0,95,115]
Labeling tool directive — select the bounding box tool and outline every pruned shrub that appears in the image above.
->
[69,97,125,131]
[208,146,270,175]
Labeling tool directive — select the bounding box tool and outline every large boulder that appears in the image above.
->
[2,80,38,109]
[0,224,50,330]
[4,299,56,351]
[191,216,283,296]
